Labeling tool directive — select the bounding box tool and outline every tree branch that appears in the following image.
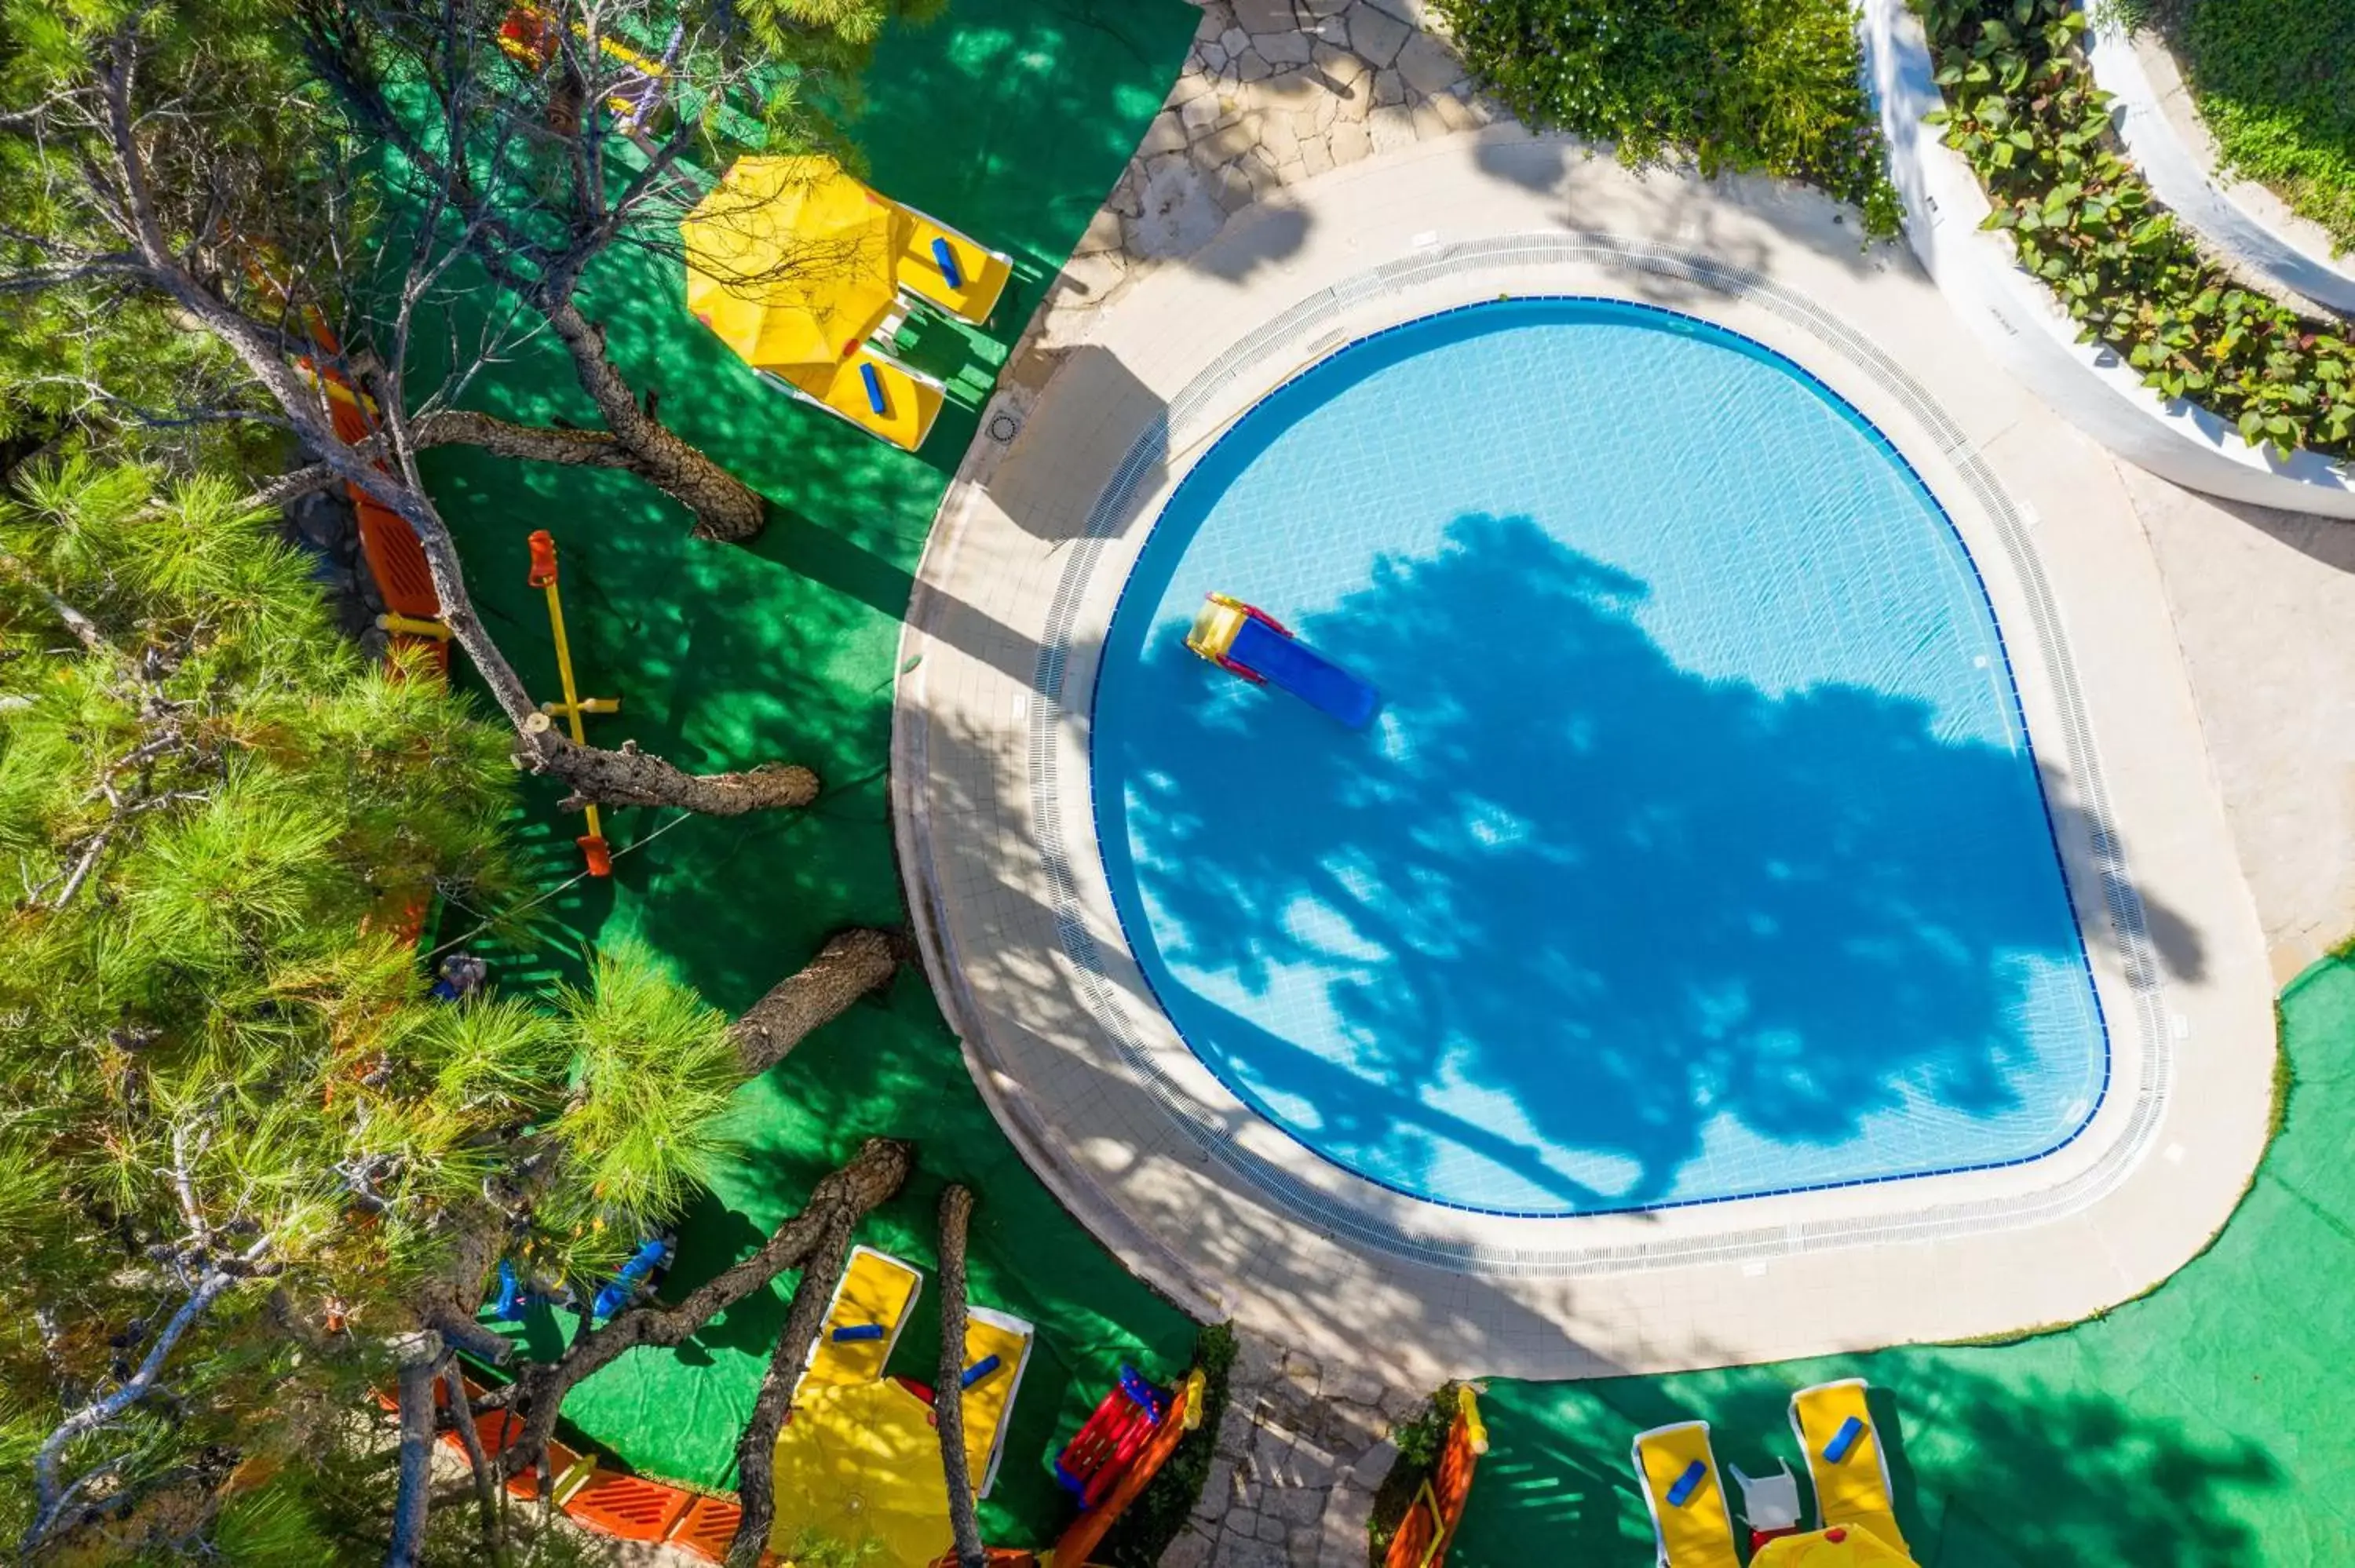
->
[732,928,905,1076]
[384,1331,443,1568]
[723,1210,860,1568]
[242,408,641,511]
[498,1139,911,1485]
[933,1185,986,1568]
[20,1242,263,1553]
[443,1358,505,1566]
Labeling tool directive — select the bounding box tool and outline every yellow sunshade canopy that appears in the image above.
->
[769,1379,952,1568]
[1752,1524,1920,1568]
[685,155,904,370]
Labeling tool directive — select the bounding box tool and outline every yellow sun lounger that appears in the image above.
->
[1632,1420,1743,1568]
[767,344,944,453]
[1790,1379,1909,1553]
[956,1304,1034,1498]
[801,1245,923,1392]
[889,202,1013,327]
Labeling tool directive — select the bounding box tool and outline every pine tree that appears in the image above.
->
[0,462,911,1556]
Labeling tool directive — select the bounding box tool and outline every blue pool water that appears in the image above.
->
[1090,298,2110,1218]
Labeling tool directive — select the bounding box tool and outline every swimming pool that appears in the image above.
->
[1089,297,2111,1218]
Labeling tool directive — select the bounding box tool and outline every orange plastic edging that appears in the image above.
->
[1382,1395,1485,1568]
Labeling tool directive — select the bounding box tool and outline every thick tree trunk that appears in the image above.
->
[932,1185,987,1568]
[244,407,642,512]
[541,294,768,543]
[732,928,905,1074]
[385,1333,444,1568]
[723,1212,860,1568]
[528,727,820,815]
[495,1139,911,1483]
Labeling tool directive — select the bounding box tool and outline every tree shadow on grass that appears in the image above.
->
[1101,512,2121,1212]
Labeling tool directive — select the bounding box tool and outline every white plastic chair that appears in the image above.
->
[1729,1460,1803,1533]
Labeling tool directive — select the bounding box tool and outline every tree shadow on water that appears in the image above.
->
[1104,513,2110,1212]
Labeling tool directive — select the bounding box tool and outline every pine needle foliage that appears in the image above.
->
[0,458,813,1555]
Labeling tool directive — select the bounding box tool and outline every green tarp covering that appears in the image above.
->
[429,0,1201,1546]
[1453,957,2355,1566]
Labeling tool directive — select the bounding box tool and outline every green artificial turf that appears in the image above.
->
[422,0,1203,1547]
[1451,955,2355,1566]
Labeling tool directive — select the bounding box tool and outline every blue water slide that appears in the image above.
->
[1227,616,1379,728]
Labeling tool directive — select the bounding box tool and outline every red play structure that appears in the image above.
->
[1054,1366,1167,1508]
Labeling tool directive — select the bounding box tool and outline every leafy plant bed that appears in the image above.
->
[1433,0,1903,236]
[2123,0,2355,257]
[1364,1384,1462,1567]
[1926,0,2355,460]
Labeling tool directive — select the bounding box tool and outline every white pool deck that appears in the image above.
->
[890,129,2280,1385]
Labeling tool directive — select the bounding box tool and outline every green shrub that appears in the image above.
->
[1432,0,1904,236]
[1364,1385,1457,1566]
[1924,0,2355,461]
[2147,0,2355,255]
[1097,1321,1238,1568]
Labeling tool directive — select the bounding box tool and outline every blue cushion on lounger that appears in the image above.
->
[831,1322,887,1342]
[960,1354,1002,1390]
[930,236,964,290]
[1667,1459,1707,1508]
[860,361,887,415]
[1824,1415,1866,1463]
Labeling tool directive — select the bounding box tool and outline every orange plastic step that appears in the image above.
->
[666,1494,743,1562]
[564,1471,693,1542]
[352,494,443,619]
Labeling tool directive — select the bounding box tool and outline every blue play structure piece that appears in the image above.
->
[1227,615,1379,728]
[930,236,964,290]
[1666,1459,1707,1508]
[859,361,887,415]
[831,1322,887,1342]
[495,1259,526,1322]
[1118,1365,1163,1417]
[590,1237,670,1321]
[960,1354,1002,1390]
[1824,1414,1866,1464]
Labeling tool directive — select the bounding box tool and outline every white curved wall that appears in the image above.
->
[1861,0,2355,519]
[2084,20,2355,319]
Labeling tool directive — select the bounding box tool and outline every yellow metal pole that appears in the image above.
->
[528,531,619,875]
[540,573,604,848]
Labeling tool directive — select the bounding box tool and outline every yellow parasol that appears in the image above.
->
[769,1378,953,1567]
[684,155,905,370]
[1752,1523,1921,1567]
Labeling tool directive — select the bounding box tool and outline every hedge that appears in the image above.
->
[1433,0,1904,237]
[1923,0,2354,461]
[2131,0,2355,256]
